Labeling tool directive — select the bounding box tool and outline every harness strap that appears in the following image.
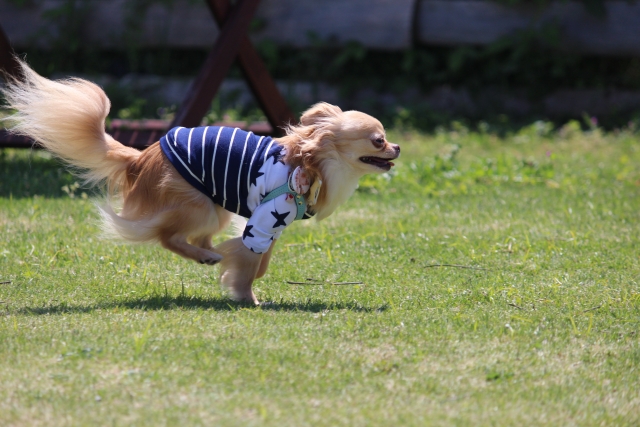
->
[260,180,307,220]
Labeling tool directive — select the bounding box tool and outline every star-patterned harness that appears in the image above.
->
[259,178,308,221]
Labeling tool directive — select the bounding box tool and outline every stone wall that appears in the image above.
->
[1,0,639,55]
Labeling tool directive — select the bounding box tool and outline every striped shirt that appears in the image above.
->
[160,126,313,253]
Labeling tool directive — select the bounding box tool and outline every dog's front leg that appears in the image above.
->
[255,239,277,279]
[217,237,262,305]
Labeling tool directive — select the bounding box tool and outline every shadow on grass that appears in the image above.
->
[0,149,89,198]
[17,294,387,315]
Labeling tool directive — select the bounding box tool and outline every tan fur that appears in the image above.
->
[1,60,400,305]
[1,61,140,193]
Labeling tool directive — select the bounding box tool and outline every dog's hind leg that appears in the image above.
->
[100,203,223,264]
[110,145,236,266]
[190,205,234,252]
[161,234,223,265]
[158,204,233,265]
[192,234,215,251]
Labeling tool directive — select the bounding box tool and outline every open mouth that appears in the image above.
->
[359,156,395,170]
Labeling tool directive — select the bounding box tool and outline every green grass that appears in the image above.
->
[1,124,639,426]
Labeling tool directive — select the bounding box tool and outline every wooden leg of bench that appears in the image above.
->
[237,38,297,133]
[0,25,20,78]
[209,0,296,132]
[170,0,262,128]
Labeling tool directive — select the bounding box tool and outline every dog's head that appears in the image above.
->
[295,102,400,175]
[281,103,400,219]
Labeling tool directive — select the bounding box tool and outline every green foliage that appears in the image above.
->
[115,98,148,120]
[6,0,640,128]
[34,0,95,73]
[360,147,555,198]
[10,1,640,94]
[261,27,640,97]
[119,0,199,72]
[358,119,640,196]
[250,27,640,128]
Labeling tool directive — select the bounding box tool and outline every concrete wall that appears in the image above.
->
[0,0,415,50]
[417,0,640,56]
[1,0,639,55]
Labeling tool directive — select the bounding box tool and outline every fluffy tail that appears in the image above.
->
[97,204,165,243]
[228,215,248,238]
[1,59,140,190]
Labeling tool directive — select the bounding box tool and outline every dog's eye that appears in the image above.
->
[372,137,385,148]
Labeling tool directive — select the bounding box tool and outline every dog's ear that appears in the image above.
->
[300,102,342,126]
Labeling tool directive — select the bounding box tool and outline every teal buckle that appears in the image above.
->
[260,178,307,221]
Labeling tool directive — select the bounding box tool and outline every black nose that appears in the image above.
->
[393,144,400,156]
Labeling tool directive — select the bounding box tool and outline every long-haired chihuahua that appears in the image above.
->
[2,59,400,304]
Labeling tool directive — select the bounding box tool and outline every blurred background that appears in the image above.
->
[1,0,639,132]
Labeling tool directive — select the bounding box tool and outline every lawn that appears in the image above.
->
[1,122,639,426]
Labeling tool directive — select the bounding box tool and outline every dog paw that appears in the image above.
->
[231,291,260,306]
[199,253,223,265]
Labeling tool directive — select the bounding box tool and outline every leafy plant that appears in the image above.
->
[5,0,640,127]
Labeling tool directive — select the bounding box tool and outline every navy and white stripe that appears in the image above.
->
[160,126,315,253]
[160,126,282,219]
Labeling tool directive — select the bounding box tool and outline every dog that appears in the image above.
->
[1,60,400,304]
